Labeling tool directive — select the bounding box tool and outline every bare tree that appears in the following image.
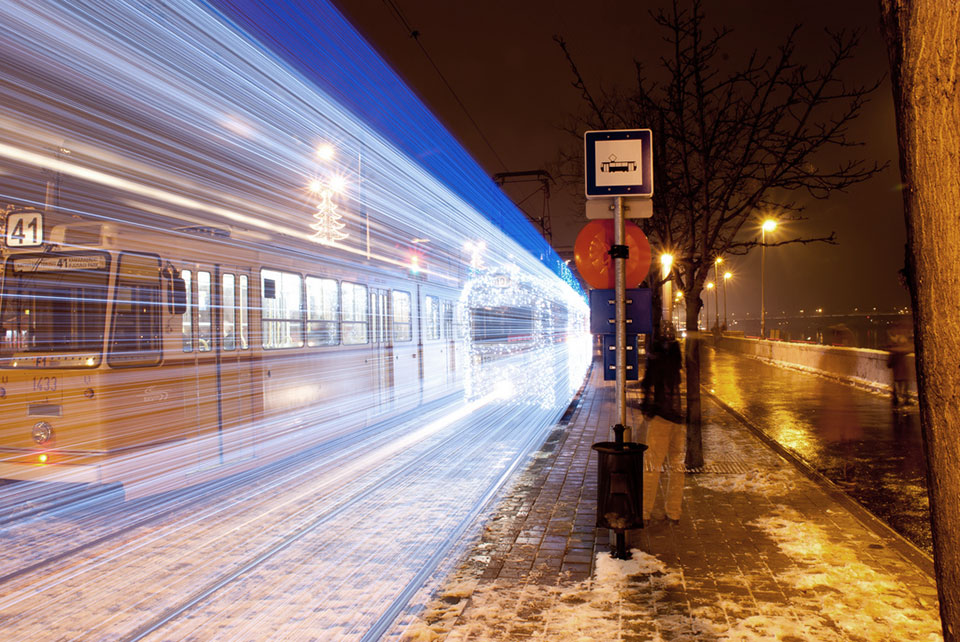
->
[556,0,883,466]
[879,2,960,638]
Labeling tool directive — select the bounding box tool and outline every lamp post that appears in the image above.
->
[761,219,777,339]
[660,253,673,326]
[713,257,723,330]
[705,282,714,331]
[723,271,732,330]
[675,291,683,332]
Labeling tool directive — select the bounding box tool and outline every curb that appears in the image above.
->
[703,387,936,580]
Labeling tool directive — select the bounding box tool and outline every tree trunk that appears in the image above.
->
[880,2,960,639]
[684,298,704,468]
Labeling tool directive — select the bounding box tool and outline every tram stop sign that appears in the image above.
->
[573,219,652,290]
[584,129,653,198]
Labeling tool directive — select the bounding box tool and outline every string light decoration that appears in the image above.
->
[310,186,348,245]
[461,264,589,409]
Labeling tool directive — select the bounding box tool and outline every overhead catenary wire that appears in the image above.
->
[379,0,510,173]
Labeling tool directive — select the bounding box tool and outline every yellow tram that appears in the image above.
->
[0,217,466,497]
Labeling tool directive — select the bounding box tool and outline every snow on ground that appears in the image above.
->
[402,422,942,642]
[407,515,942,642]
[751,506,942,642]
[695,468,801,495]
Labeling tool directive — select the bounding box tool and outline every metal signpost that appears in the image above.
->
[584,129,653,440]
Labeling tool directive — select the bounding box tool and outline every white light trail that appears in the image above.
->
[0,0,591,639]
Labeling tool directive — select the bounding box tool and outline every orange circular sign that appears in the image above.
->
[573,219,652,289]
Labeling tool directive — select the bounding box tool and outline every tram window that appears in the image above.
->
[222,273,236,351]
[306,276,338,347]
[341,281,368,345]
[261,268,303,349]
[197,271,212,352]
[1,252,110,359]
[239,274,249,349]
[424,296,440,341]
[443,301,454,340]
[471,306,534,344]
[370,292,381,344]
[392,290,412,342]
[181,270,193,352]
[108,253,162,366]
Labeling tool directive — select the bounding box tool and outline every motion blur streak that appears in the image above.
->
[0,0,589,639]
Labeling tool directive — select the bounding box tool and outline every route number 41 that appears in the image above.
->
[5,210,44,247]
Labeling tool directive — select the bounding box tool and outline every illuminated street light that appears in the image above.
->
[761,219,777,339]
[329,174,347,193]
[660,253,674,325]
[713,257,723,331]
[674,290,684,330]
[705,281,714,331]
[316,143,335,161]
[723,271,732,330]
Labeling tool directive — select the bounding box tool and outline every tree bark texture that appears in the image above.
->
[880,2,960,638]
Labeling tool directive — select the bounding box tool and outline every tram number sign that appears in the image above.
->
[5,210,44,247]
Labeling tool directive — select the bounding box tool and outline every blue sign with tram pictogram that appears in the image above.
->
[584,129,653,198]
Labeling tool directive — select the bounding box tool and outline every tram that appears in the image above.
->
[0,1,589,499]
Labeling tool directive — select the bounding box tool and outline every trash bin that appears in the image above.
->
[592,440,647,559]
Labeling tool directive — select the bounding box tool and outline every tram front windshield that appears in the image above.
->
[472,306,535,345]
[0,253,109,355]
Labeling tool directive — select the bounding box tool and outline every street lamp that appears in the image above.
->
[761,219,777,339]
[713,257,723,330]
[674,291,683,331]
[660,253,674,325]
[723,271,732,330]
[705,281,715,331]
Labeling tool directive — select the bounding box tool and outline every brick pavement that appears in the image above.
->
[402,359,943,641]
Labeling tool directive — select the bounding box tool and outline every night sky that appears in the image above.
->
[328,0,910,322]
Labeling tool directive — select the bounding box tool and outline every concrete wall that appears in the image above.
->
[707,335,916,396]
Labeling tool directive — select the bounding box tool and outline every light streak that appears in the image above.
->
[0,1,591,639]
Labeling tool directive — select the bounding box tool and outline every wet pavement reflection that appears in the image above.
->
[703,348,930,554]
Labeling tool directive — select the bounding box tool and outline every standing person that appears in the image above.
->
[640,344,686,524]
[662,323,682,415]
[886,332,911,408]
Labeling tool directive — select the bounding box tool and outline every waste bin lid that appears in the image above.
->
[591,441,648,454]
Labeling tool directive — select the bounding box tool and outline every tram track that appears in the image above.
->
[0,397,457,587]
[0,394,521,640]
[126,381,589,641]
[0,384,586,640]
[120,418,462,642]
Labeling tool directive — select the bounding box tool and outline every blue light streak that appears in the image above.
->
[0,1,590,638]
[206,0,579,291]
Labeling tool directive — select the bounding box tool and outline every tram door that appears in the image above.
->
[216,267,256,462]
[370,288,394,411]
[190,264,255,468]
[443,301,457,387]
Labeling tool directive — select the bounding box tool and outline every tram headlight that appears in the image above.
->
[32,421,53,445]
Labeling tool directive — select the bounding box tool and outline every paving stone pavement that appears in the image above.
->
[401,358,943,641]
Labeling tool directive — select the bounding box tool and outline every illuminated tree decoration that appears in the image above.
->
[310,187,348,245]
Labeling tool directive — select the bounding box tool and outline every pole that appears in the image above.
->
[761,228,766,339]
[723,277,728,330]
[714,265,720,330]
[663,270,672,326]
[614,196,627,436]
